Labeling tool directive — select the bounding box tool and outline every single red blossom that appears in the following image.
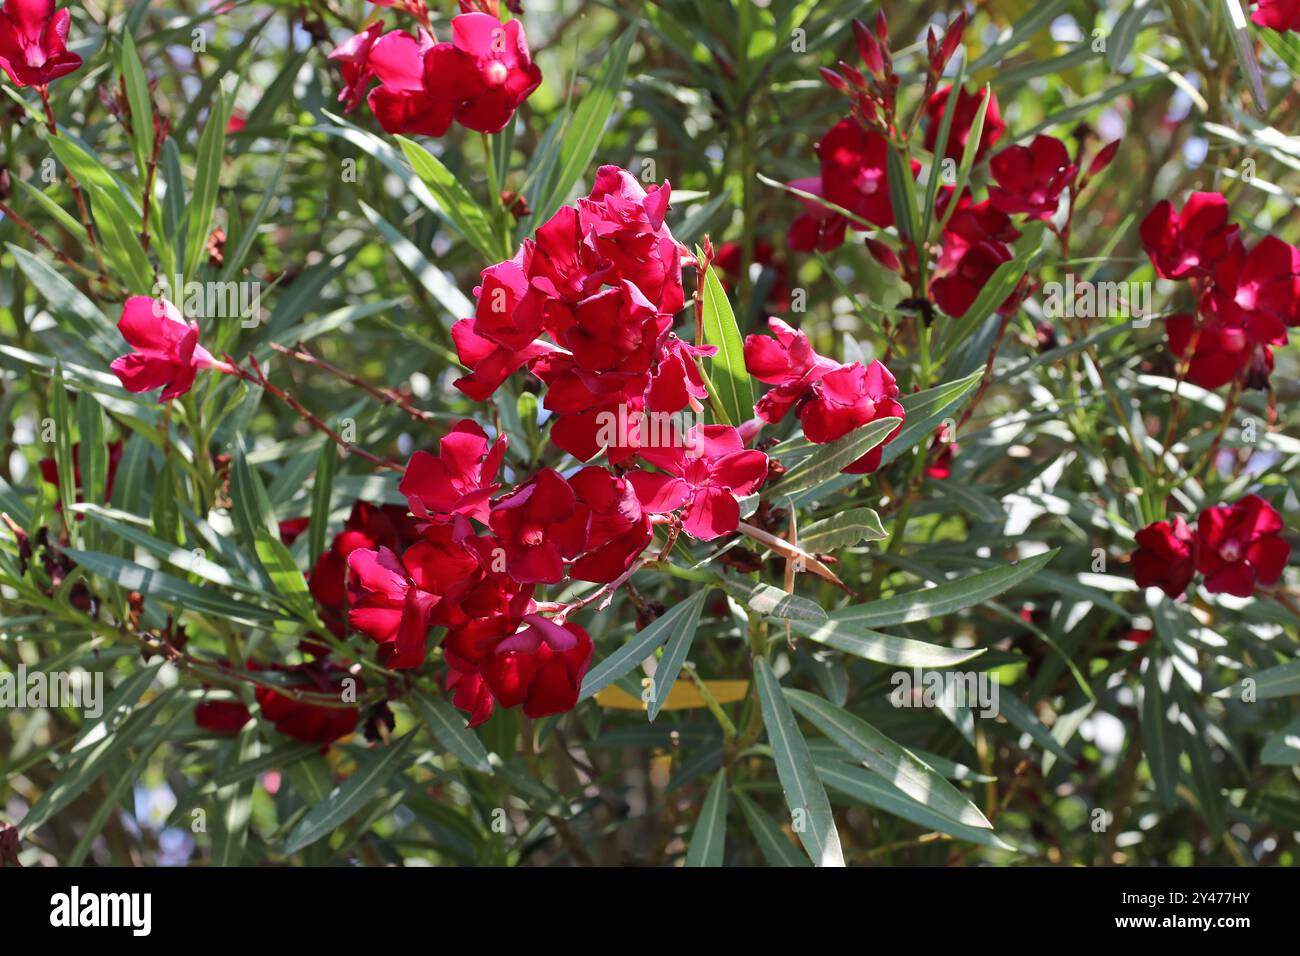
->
[1167,309,1274,391]
[568,466,652,583]
[1131,516,1196,598]
[744,317,840,424]
[489,468,589,583]
[1195,495,1291,597]
[1252,0,1300,31]
[800,360,904,474]
[366,29,455,136]
[936,187,1021,245]
[931,234,1014,318]
[787,120,917,252]
[629,424,768,541]
[278,517,310,546]
[0,0,82,89]
[444,612,592,725]
[194,699,252,735]
[39,440,123,508]
[309,501,423,628]
[422,12,541,134]
[988,135,1078,220]
[1120,628,1153,646]
[1139,192,1239,280]
[647,336,716,416]
[401,420,506,526]
[109,296,234,401]
[1206,234,1300,339]
[924,85,1005,163]
[346,545,443,669]
[327,20,385,111]
[254,661,360,746]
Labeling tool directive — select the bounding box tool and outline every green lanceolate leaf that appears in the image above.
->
[785,689,992,829]
[752,658,844,867]
[699,261,755,427]
[581,588,711,701]
[768,416,902,498]
[685,769,728,866]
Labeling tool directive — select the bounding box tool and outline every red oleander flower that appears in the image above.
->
[346,544,445,669]
[39,440,123,509]
[1131,516,1195,598]
[628,424,768,540]
[488,469,590,583]
[1166,309,1274,391]
[1205,234,1300,339]
[254,660,360,746]
[926,424,957,480]
[988,135,1077,220]
[443,611,592,725]
[1195,495,1290,597]
[194,699,252,735]
[923,85,1005,162]
[328,20,385,111]
[422,12,541,134]
[800,360,905,474]
[0,0,82,89]
[400,420,506,525]
[744,318,840,424]
[1139,192,1239,280]
[787,120,918,252]
[109,296,234,401]
[931,234,1013,318]
[366,29,454,136]
[479,615,593,719]
[309,502,423,630]
[1253,0,1300,32]
[568,466,652,583]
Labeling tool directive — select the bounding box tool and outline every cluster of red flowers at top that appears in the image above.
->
[785,13,1116,323]
[0,0,81,89]
[1140,192,1298,391]
[329,5,541,137]
[1131,495,1291,599]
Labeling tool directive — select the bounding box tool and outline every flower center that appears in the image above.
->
[520,524,545,547]
[1218,539,1242,563]
[484,61,509,88]
[1220,327,1246,353]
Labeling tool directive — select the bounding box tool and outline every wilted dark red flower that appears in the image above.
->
[0,0,83,89]
[1139,192,1239,280]
[109,297,234,401]
[988,135,1077,220]
[194,699,252,735]
[1131,516,1195,598]
[254,661,360,746]
[923,85,1004,163]
[1195,495,1290,597]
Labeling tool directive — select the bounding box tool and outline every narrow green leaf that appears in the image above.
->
[753,658,844,867]
[282,732,416,855]
[308,442,337,567]
[785,689,992,829]
[647,584,707,721]
[699,261,755,427]
[397,136,501,261]
[185,88,230,278]
[580,588,710,701]
[799,507,887,551]
[211,722,261,866]
[119,33,154,174]
[768,416,902,498]
[409,694,493,774]
[995,692,1073,762]
[734,791,810,867]
[685,769,728,866]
